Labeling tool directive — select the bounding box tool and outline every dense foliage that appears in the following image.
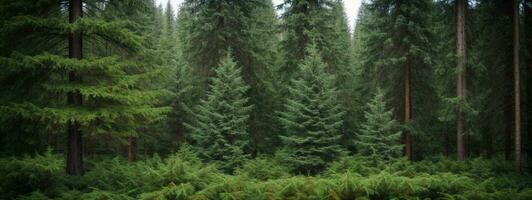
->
[186,54,253,172]
[355,88,403,160]
[0,0,531,198]
[1,148,532,199]
[277,46,345,174]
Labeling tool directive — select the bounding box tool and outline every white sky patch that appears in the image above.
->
[155,0,362,32]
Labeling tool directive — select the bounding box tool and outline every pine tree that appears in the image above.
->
[353,0,435,160]
[0,0,169,174]
[355,88,403,160]
[277,45,345,174]
[165,0,175,37]
[185,54,253,172]
[180,0,281,154]
[279,0,352,81]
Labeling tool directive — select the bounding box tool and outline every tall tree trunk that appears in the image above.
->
[525,0,532,174]
[513,0,521,175]
[404,64,413,160]
[127,136,135,164]
[456,0,467,161]
[504,0,515,162]
[66,0,84,176]
[486,129,493,157]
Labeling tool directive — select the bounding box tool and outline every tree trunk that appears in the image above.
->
[404,64,413,160]
[127,136,135,164]
[525,0,532,174]
[87,137,94,160]
[456,0,467,161]
[513,0,521,175]
[66,0,84,176]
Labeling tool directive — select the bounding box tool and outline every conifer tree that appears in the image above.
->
[165,0,175,36]
[281,0,355,152]
[277,45,345,174]
[356,89,403,160]
[180,0,281,154]
[280,0,351,81]
[185,54,253,172]
[0,0,169,175]
[353,0,435,160]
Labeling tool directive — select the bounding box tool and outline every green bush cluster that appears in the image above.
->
[1,148,531,200]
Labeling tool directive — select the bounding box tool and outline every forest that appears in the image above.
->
[0,0,531,199]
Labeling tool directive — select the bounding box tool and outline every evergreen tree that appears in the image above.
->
[0,0,169,174]
[356,88,403,160]
[180,0,281,154]
[185,54,253,172]
[279,0,331,79]
[170,5,201,145]
[281,0,355,152]
[277,45,345,174]
[353,0,435,160]
[467,0,513,158]
[280,0,352,81]
[165,0,175,36]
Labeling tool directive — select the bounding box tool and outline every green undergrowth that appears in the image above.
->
[1,147,531,200]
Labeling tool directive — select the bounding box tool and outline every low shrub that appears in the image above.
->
[235,156,290,181]
[0,149,63,199]
[1,148,530,199]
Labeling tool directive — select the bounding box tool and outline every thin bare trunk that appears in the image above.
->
[456,0,467,161]
[513,0,521,175]
[66,0,84,176]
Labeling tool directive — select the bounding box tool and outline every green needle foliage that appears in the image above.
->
[278,45,345,174]
[0,0,170,157]
[0,0,531,198]
[186,54,253,172]
[356,88,403,160]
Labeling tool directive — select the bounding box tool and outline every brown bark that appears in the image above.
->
[456,0,467,161]
[513,0,521,175]
[404,64,413,160]
[66,0,84,176]
[525,0,532,174]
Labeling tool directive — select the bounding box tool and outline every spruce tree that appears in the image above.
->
[356,89,403,160]
[0,0,169,174]
[180,0,281,154]
[353,0,435,159]
[280,0,352,81]
[185,54,253,172]
[277,45,345,174]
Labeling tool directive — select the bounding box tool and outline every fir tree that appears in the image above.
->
[0,0,169,174]
[185,54,253,172]
[277,45,345,174]
[165,0,175,37]
[356,88,403,160]
[353,0,435,159]
[180,0,281,154]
